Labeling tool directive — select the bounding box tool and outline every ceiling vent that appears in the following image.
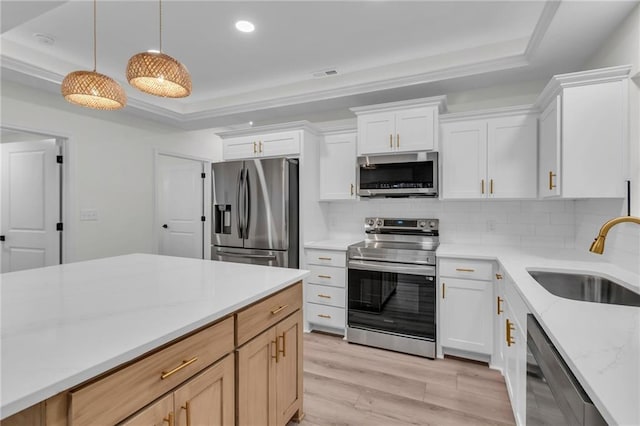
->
[312,68,339,78]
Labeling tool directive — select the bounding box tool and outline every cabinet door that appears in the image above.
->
[357,112,395,155]
[237,327,277,426]
[441,121,487,199]
[487,115,537,199]
[395,106,436,152]
[503,301,526,426]
[539,96,561,197]
[120,394,174,426]
[259,131,301,158]
[223,136,257,160]
[275,311,303,425]
[493,270,506,369]
[319,133,357,200]
[174,355,234,426]
[440,277,493,354]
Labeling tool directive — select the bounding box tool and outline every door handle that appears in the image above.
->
[0,235,5,241]
[396,133,400,148]
[244,169,250,237]
[162,224,168,229]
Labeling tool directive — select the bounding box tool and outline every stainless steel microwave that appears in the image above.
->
[357,153,438,198]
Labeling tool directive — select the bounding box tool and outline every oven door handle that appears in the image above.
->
[348,260,436,276]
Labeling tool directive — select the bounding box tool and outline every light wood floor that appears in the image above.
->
[294,332,515,426]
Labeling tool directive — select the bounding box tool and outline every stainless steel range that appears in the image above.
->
[347,217,439,358]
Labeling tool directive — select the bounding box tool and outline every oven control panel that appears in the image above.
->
[364,217,439,234]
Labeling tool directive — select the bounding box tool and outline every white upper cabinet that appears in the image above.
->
[319,132,357,201]
[222,131,301,161]
[441,108,537,200]
[351,96,447,156]
[536,65,631,199]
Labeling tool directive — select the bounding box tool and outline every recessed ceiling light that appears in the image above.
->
[235,20,255,33]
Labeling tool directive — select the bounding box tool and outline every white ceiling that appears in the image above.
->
[1,1,638,130]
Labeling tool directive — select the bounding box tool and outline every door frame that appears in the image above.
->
[153,150,212,259]
[0,124,74,266]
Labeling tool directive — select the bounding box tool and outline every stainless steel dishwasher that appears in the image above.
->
[526,315,607,426]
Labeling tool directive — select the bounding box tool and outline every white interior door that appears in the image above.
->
[157,154,204,259]
[1,139,60,272]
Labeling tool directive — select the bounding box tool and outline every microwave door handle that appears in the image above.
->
[236,169,244,239]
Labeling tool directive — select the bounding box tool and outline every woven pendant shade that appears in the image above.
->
[62,70,127,110]
[127,51,191,98]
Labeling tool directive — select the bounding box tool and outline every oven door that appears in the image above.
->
[348,260,436,340]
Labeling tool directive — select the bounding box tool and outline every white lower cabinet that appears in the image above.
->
[439,258,494,356]
[304,248,347,335]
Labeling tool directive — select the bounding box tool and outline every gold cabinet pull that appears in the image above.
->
[490,179,494,194]
[481,179,485,194]
[253,141,257,154]
[161,357,198,380]
[495,273,503,280]
[456,268,475,272]
[272,339,279,363]
[442,282,445,299]
[318,314,331,319]
[317,294,331,299]
[318,256,332,261]
[396,133,400,148]
[549,171,556,190]
[317,274,331,279]
[181,402,191,426]
[278,333,286,358]
[350,183,354,196]
[497,297,504,315]
[270,304,288,315]
[163,412,175,426]
[506,319,515,346]
[389,134,393,148]
[259,141,263,153]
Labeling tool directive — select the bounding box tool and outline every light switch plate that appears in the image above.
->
[80,208,98,221]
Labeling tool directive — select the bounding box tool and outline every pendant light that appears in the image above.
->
[61,0,126,110]
[126,0,191,98]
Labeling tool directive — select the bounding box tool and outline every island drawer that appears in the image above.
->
[305,249,346,268]
[236,282,302,346]
[306,284,345,308]
[306,303,345,329]
[68,316,234,426]
[439,258,494,281]
[307,265,346,288]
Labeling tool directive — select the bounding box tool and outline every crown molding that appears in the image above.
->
[535,64,633,108]
[440,104,537,123]
[315,119,358,135]
[350,95,448,115]
[524,0,561,59]
[216,120,321,139]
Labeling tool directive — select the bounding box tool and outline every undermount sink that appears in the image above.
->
[528,270,640,308]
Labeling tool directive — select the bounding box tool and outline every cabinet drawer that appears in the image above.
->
[305,249,346,267]
[439,258,494,281]
[306,284,345,308]
[307,265,346,287]
[306,303,345,329]
[69,316,234,426]
[236,282,302,346]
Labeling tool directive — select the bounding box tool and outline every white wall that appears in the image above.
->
[1,80,223,262]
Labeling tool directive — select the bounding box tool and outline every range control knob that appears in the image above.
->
[376,219,383,226]
[418,220,427,228]
[429,221,437,228]
[366,218,375,226]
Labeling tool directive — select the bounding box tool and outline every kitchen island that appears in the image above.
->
[1,254,309,425]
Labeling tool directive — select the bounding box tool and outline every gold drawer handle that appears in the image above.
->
[497,297,504,315]
[317,274,332,279]
[253,141,257,154]
[490,179,494,194]
[481,179,485,194]
[270,304,288,315]
[549,171,556,190]
[506,319,515,346]
[164,412,175,426]
[318,256,332,261]
[317,294,331,299]
[456,268,475,272]
[389,134,393,148]
[161,357,198,380]
[495,273,503,280]
[350,183,354,196]
[181,401,191,426]
[318,314,332,319]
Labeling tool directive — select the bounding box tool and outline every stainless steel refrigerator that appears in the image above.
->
[212,158,299,268]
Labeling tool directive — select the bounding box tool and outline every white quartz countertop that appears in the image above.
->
[0,254,309,419]
[304,238,362,251]
[437,244,640,426]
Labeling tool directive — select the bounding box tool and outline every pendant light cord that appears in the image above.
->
[159,0,163,53]
[93,0,97,71]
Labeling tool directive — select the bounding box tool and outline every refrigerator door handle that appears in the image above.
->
[217,250,277,260]
[244,169,251,238]
[236,168,244,239]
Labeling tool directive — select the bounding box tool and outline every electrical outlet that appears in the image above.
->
[486,220,496,231]
[80,208,98,221]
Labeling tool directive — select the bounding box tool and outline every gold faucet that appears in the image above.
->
[589,216,640,254]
